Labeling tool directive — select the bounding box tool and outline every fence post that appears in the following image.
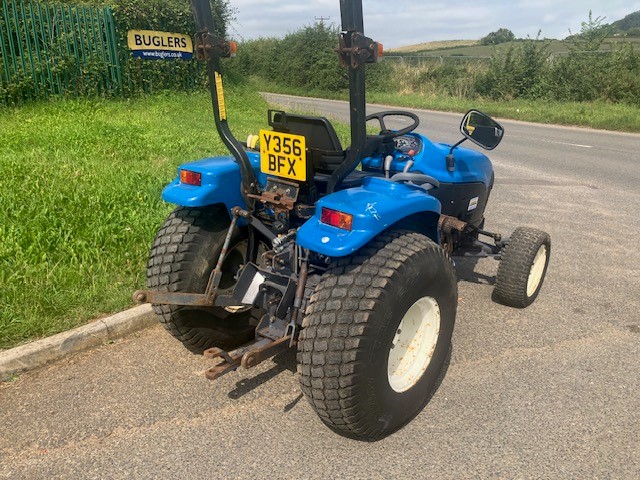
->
[44,2,64,95]
[29,3,54,94]
[20,1,41,96]
[0,1,12,88]
[104,7,122,93]
[2,0,18,86]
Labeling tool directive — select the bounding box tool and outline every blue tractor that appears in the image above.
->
[134,0,551,440]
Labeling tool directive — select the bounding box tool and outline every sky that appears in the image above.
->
[227,0,640,49]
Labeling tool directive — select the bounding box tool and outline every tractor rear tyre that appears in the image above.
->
[297,230,457,441]
[146,206,259,354]
[494,227,551,308]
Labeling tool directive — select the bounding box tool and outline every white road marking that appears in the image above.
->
[541,140,594,148]
[509,135,593,149]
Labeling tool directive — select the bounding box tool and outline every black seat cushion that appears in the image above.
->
[270,111,342,149]
[269,111,345,175]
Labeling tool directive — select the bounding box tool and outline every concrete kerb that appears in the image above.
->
[0,304,156,381]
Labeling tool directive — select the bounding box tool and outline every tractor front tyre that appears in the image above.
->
[494,227,551,308]
[297,230,457,441]
[146,206,259,354]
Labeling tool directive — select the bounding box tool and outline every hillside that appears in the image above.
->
[611,10,640,35]
[388,37,640,57]
[392,9,640,54]
[389,39,477,53]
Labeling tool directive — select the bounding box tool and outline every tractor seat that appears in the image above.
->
[270,110,343,155]
[269,110,382,193]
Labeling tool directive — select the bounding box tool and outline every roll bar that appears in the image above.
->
[190,0,380,199]
[190,0,257,206]
[327,0,381,193]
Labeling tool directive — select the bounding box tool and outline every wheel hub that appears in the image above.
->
[527,244,548,297]
[387,296,441,393]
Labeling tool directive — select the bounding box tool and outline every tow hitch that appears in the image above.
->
[204,334,291,380]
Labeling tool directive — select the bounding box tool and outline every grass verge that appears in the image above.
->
[0,85,270,349]
[250,77,640,133]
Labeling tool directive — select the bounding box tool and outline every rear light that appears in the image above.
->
[321,207,353,231]
[180,169,202,186]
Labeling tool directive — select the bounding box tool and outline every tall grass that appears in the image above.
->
[385,61,486,98]
[0,85,269,348]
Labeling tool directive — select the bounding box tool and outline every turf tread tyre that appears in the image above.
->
[494,227,551,308]
[146,207,257,353]
[297,230,457,440]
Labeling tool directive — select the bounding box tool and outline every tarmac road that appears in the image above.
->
[1,94,639,479]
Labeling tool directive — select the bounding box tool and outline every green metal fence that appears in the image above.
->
[0,0,121,105]
[0,0,208,105]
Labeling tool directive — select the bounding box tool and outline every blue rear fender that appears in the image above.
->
[162,153,268,216]
[162,156,247,216]
[296,177,441,257]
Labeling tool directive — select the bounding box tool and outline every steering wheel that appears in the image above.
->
[365,110,420,140]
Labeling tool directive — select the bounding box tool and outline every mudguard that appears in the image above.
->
[297,177,441,257]
[162,156,247,212]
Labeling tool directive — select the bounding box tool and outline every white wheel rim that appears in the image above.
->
[527,244,548,297]
[387,296,441,393]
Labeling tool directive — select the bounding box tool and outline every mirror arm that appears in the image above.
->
[447,138,467,172]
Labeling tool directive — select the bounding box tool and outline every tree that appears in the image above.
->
[480,28,515,45]
[567,10,611,51]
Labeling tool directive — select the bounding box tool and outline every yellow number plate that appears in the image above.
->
[259,130,307,181]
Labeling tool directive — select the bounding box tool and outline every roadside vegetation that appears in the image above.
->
[230,15,640,132]
[0,0,232,105]
[388,37,640,57]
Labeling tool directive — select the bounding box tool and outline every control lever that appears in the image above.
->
[403,149,416,173]
[384,155,393,178]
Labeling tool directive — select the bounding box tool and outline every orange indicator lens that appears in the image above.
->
[180,170,202,186]
[321,207,353,231]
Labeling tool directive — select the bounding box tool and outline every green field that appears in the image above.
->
[389,40,479,53]
[0,87,269,349]
[390,37,640,57]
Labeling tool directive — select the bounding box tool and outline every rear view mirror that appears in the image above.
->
[460,110,504,150]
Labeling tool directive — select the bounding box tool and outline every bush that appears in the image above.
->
[110,0,232,96]
[473,15,640,105]
[480,28,515,45]
[475,37,551,100]
[230,22,391,92]
[387,60,484,98]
